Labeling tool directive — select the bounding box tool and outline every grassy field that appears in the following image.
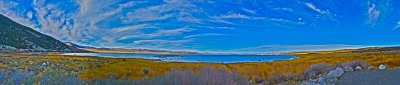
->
[80,52,400,81]
[1,51,400,84]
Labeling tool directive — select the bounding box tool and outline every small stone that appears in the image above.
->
[42,62,50,66]
[343,65,353,72]
[379,64,386,70]
[355,66,362,71]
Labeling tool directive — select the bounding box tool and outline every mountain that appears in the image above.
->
[290,46,400,55]
[64,42,91,52]
[0,14,71,52]
[64,42,199,54]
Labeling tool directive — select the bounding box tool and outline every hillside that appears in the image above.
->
[64,42,199,54]
[290,46,400,55]
[0,14,71,52]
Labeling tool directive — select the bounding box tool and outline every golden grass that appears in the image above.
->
[1,52,400,81]
[78,53,400,81]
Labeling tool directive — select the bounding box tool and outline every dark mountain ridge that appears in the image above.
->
[0,14,71,52]
[64,42,199,54]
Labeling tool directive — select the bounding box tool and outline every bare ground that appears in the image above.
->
[337,69,400,85]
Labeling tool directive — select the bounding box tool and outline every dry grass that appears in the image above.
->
[78,52,400,82]
[1,52,400,83]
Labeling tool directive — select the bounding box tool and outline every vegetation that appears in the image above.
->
[1,51,400,84]
[0,14,71,51]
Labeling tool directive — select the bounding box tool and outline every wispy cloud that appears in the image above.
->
[212,12,264,19]
[184,33,226,39]
[119,26,194,40]
[304,2,326,14]
[0,1,37,30]
[132,39,192,50]
[241,8,257,14]
[367,2,381,27]
[393,21,400,30]
[112,24,150,33]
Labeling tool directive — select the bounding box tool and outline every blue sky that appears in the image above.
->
[2,0,400,52]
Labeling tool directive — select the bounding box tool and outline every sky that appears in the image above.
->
[1,0,400,53]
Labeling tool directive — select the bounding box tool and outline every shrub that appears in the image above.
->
[266,73,287,84]
[303,63,330,80]
[339,60,369,69]
[131,66,251,85]
[142,68,149,75]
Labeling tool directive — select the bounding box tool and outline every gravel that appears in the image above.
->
[337,69,400,85]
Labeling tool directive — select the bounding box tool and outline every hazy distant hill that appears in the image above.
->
[0,14,71,52]
[291,46,400,55]
[64,42,199,54]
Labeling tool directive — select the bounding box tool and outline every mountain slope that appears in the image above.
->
[64,42,91,52]
[0,14,71,51]
[64,42,198,54]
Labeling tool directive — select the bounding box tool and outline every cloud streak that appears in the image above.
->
[367,3,381,27]
[304,2,326,14]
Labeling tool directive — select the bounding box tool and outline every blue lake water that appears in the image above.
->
[61,53,296,63]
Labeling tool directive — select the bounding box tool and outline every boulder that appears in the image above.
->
[355,66,362,71]
[322,76,338,85]
[379,64,386,70]
[327,67,344,77]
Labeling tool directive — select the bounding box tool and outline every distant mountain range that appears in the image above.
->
[290,46,400,55]
[64,42,199,54]
[0,14,71,52]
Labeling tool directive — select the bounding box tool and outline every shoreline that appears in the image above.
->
[58,52,298,64]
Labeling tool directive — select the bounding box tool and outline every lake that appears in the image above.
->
[61,53,296,63]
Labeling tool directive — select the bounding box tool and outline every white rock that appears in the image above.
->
[327,67,344,77]
[355,66,362,71]
[379,64,386,70]
[343,65,353,72]
[42,62,50,66]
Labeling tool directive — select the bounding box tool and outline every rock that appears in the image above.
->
[323,76,338,85]
[318,77,325,84]
[42,62,50,66]
[343,65,353,72]
[379,64,386,70]
[355,66,362,71]
[327,67,344,77]
[28,61,33,64]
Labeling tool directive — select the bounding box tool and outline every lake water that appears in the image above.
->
[61,53,296,63]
